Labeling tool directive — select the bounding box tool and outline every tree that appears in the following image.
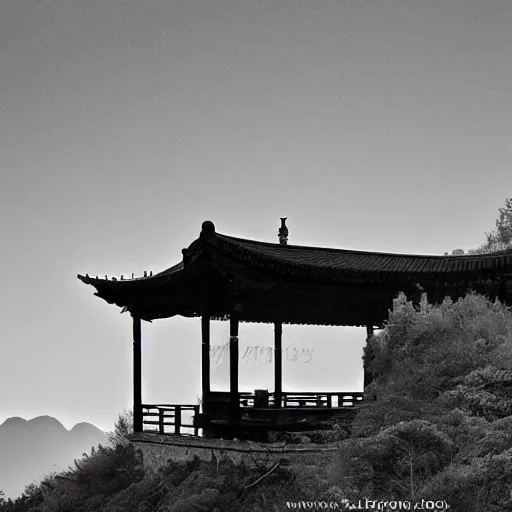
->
[107,409,134,447]
[494,197,512,244]
[469,197,512,254]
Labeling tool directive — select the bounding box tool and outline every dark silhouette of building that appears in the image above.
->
[78,219,512,441]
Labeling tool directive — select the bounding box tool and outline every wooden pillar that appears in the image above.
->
[133,316,143,433]
[229,313,240,423]
[274,322,283,408]
[363,324,374,389]
[201,313,210,413]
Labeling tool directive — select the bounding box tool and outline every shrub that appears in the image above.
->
[419,450,512,511]
[336,290,512,503]
[56,442,144,497]
[107,410,134,448]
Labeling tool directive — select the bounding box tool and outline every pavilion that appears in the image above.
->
[78,219,512,440]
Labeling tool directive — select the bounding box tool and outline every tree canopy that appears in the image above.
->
[469,197,512,254]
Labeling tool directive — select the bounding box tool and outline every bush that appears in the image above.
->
[61,443,144,496]
[107,410,133,448]
[335,420,454,500]
[334,290,512,505]
[419,450,512,511]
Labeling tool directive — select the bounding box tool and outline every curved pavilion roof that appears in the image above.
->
[78,220,512,326]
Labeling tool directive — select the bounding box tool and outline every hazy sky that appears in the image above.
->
[1,0,510,432]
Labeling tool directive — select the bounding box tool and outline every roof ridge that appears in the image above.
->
[216,233,512,260]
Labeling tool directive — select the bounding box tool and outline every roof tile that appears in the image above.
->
[214,233,512,281]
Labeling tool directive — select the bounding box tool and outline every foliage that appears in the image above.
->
[334,419,454,500]
[419,449,512,512]
[363,291,512,408]
[58,442,144,496]
[468,197,512,254]
[106,410,133,448]
[6,436,146,512]
[331,290,512,509]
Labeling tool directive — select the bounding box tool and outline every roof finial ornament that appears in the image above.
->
[144,270,147,277]
[278,217,288,245]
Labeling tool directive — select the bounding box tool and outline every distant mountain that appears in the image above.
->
[0,416,109,500]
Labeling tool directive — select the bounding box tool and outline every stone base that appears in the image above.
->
[128,432,341,474]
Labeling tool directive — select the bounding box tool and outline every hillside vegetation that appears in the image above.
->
[335,291,512,509]
[2,290,512,511]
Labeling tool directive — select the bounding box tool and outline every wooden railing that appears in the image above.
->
[141,404,199,435]
[207,391,364,409]
[139,393,364,438]
[281,392,363,408]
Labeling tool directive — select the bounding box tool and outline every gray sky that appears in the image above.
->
[1,0,510,432]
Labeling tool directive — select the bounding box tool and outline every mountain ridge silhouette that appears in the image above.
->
[0,415,109,500]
